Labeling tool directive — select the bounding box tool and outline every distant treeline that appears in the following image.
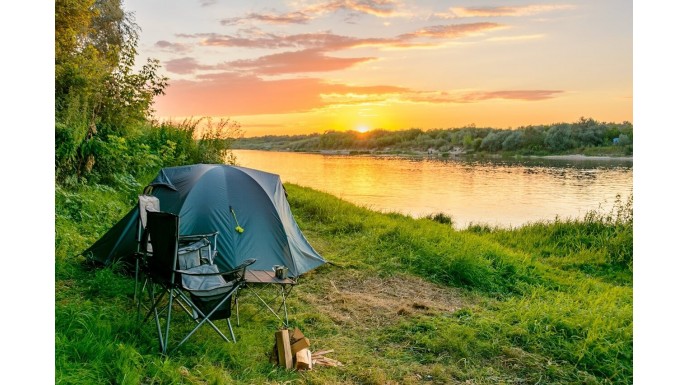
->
[236,118,633,156]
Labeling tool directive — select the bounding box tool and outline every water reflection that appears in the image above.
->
[232,150,633,229]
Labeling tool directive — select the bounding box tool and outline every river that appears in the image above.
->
[232,150,633,229]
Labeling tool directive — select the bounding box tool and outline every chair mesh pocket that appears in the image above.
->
[191,292,233,320]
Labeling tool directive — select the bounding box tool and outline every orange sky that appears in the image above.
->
[125,0,632,137]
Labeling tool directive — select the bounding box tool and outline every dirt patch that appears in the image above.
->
[301,270,469,329]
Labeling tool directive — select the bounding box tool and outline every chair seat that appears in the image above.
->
[181,264,236,294]
[181,264,239,321]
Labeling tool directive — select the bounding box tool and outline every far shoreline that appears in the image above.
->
[232,148,633,162]
[534,154,633,162]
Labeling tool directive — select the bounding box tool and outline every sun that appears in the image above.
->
[356,125,370,133]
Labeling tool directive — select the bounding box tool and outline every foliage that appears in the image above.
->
[54,0,243,185]
[423,212,453,225]
[234,117,633,157]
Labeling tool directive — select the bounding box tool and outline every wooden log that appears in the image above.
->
[313,356,343,367]
[275,329,293,369]
[290,337,310,354]
[290,327,305,343]
[295,348,312,371]
[311,349,335,357]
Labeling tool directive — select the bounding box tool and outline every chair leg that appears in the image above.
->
[227,318,236,343]
[134,259,140,303]
[136,277,149,323]
[145,283,166,353]
[235,292,240,326]
[168,290,238,354]
[141,283,243,354]
[163,288,174,355]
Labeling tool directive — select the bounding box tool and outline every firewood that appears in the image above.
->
[290,337,310,354]
[275,329,292,369]
[289,327,305,343]
[295,348,312,370]
[313,356,343,367]
[311,349,335,357]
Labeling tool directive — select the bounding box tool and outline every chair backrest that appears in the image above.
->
[137,195,160,252]
[138,195,160,230]
[145,210,180,284]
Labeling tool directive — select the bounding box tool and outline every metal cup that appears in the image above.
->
[272,265,288,279]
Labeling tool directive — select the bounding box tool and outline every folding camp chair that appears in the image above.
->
[138,210,255,354]
[134,195,218,308]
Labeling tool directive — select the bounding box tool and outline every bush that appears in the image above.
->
[424,212,453,225]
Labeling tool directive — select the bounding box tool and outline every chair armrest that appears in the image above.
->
[179,231,219,241]
[174,269,235,276]
[224,258,257,281]
[175,259,256,277]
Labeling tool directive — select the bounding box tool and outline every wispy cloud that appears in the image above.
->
[165,57,215,74]
[486,34,544,42]
[313,0,402,18]
[222,0,407,25]
[183,31,365,50]
[221,11,311,26]
[436,4,575,18]
[154,40,193,53]
[401,23,506,39]
[154,67,564,119]
[154,73,408,116]
[322,89,565,105]
[199,0,217,7]
[460,90,563,102]
[228,49,376,75]
[170,22,507,76]
[182,22,505,52]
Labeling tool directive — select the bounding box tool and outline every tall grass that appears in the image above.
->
[286,185,633,383]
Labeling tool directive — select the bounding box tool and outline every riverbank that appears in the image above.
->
[233,147,633,162]
[536,154,633,161]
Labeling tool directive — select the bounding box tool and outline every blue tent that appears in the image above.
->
[83,164,326,277]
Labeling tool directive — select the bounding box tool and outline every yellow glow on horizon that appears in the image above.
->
[176,88,632,138]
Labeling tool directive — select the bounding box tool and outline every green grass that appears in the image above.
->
[55,181,632,384]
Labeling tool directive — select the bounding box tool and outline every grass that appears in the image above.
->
[55,180,632,384]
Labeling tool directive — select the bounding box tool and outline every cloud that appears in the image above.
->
[486,34,544,42]
[165,57,216,74]
[401,23,506,39]
[229,49,376,75]
[437,4,575,18]
[154,40,193,53]
[221,11,311,26]
[170,22,508,77]
[219,0,406,26]
[153,68,564,119]
[182,22,505,52]
[199,0,217,6]
[153,72,409,116]
[312,0,402,18]
[181,31,362,50]
[460,90,564,102]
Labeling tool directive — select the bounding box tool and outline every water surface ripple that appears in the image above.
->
[233,150,633,229]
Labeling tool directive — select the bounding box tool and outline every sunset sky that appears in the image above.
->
[124,0,632,137]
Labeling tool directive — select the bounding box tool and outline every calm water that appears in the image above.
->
[232,150,633,229]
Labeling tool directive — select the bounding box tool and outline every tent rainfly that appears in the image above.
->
[82,164,326,277]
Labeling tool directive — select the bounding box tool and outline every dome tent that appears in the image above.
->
[83,164,326,277]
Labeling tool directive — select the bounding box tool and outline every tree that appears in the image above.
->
[55,0,168,181]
